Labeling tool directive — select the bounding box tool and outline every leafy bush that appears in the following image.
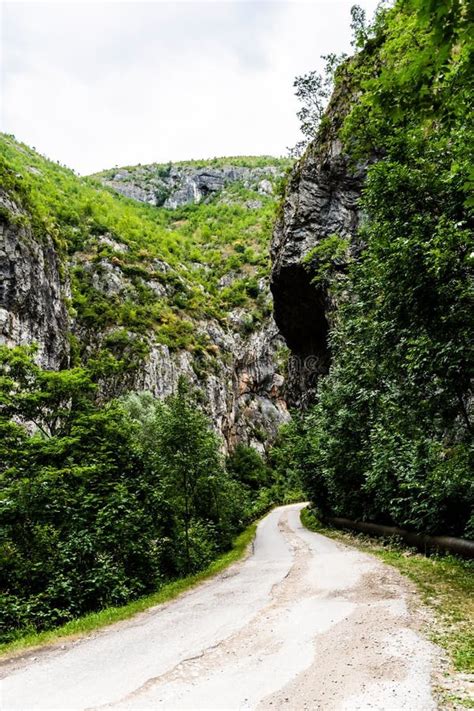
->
[277,0,473,538]
[0,349,280,643]
[227,444,270,491]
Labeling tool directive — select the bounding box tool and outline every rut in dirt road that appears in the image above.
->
[1,503,437,710]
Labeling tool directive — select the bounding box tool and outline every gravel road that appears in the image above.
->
[1,503,437,710]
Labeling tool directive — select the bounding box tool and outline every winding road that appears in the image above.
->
[1,503,437,710]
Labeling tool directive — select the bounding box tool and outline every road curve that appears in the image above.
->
[1,503,437,710]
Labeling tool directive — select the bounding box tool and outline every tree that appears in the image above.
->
[226,444,269,491]
[350,4,369,48]
[0,345,95,438]
[289,53,346,157]
[284,0,474,538]
[145,378,227,573]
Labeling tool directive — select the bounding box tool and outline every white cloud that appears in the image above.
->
[1,0,380,174]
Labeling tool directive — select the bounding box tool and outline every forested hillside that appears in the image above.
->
[0,141,296,643]
[0,138,291,449]
[0,141,288,352]
[273,0,473,538]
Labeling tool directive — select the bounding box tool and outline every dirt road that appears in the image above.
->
[1,503,437,710]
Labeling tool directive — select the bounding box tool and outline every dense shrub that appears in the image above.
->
[0,349,282,643]
[226,444,270,491]
[275,0,473,538]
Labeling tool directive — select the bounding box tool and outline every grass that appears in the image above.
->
[0,521,258,661]
[300,507,474,671]
[300,507,474,707]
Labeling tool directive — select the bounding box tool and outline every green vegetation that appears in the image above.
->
[276,0,473,538]
[303,233,350,286]
[227,442,305,509]
[0,136,287,367]
[0,133,293,649]
[1,0,472,673]
[301,507,474,680]
[0,347,287,645]
[0,519,258,659]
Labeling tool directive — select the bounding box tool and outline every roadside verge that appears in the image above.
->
[300,506,474,709]
[0,520,258,662]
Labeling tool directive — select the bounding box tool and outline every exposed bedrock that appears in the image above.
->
[0,190,70,369]
[100,164,283,209]
[271,131,367,407]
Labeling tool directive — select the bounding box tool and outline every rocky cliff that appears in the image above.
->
[0,140,289,451]
[97,160,283,210]
[70,229,289,451]
[270,85,368,407]
[0,189,70,369]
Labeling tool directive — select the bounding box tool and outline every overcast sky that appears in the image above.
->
[1,0,380,175]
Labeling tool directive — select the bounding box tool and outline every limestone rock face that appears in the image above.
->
[100,164,284,209]
[132,318,289,453]
[67,277,288,452]
[0,190,70,369]
[271,108,368,407]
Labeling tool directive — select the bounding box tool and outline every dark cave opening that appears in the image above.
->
[271,264,330,404]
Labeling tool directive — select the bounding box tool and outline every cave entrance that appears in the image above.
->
[271,264,330,406]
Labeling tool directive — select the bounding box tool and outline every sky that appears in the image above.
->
[0,0,380,175]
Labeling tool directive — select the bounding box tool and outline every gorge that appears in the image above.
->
[0,2,472,694]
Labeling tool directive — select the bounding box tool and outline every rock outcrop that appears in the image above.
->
[0,190,69,369]
[270,91,368,407]
[133,318,288,453]
[69,242,289,452]
[70,237,289,452]
[99,163,283,209]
